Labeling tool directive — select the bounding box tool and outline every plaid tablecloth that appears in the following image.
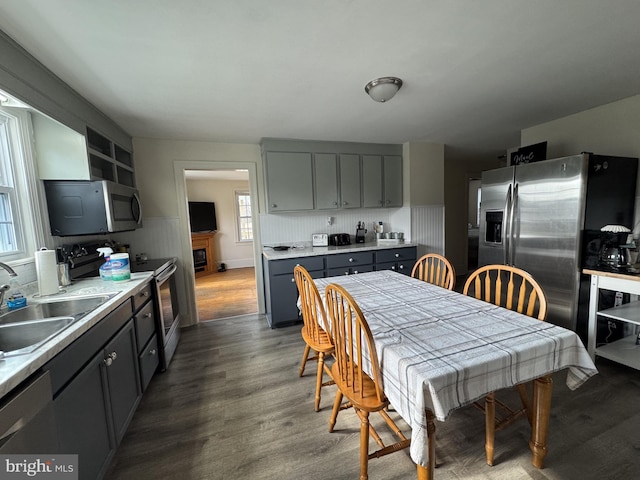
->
[313,270,598,467]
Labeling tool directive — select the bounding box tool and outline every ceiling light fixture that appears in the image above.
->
[364,77,403,102]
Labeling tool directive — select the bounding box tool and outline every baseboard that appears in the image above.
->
[218,259,255,269]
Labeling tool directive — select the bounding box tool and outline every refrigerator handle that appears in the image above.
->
[504,184,512,265]
[509,183,519,266]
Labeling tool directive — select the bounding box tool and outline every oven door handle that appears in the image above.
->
[156,263,177,284]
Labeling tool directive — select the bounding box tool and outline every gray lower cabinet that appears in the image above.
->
[264,247,416,327]
[327,251,375,276]
[44,294,146,480]
[375,246,417,275]
[132,283,159,391]
[263,256,325,328]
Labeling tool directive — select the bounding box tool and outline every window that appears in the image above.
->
[0,105,44,261]
[235,191,253,242]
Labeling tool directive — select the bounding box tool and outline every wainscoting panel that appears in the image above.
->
[411,205,445,256]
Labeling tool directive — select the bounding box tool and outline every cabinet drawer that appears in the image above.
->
[134,300,155,352]
[139,334,159,391]
[328,264,375,277]
[376,247,417,264]
[376,261,413,275]
[327,252,374,269]
[269,256,325,275]
[133,283,153,312]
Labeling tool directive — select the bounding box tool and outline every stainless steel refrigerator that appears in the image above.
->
[478,153,637,333]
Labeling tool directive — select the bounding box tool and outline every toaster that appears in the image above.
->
[312,233,328,246]
[329,233,351,246]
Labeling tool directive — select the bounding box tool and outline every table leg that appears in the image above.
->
[417,409,436,480]
[529,374,553,469]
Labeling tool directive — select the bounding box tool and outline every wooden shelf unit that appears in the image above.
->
[191,232,216,277]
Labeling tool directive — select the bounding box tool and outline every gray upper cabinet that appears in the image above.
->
[265,151,314,212]
[384,155,403,207]
[314,153,339,209]
[339,154,362,209]
[262,139,402,211]
[362,154,403,208]
[362,155,383,207]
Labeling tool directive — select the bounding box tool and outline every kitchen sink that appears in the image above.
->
[0,317,76,356]
[0,294,115,357]
[0,294,114,325]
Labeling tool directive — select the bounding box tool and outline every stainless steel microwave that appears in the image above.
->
[44,180,142,236]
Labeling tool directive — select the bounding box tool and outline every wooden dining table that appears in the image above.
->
[313,270,598,480]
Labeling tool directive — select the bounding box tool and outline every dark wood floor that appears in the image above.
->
[105,314,640,480]
[195,267,257,320]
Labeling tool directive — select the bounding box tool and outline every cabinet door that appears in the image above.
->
[314,153,339,210]
[269,268,324,328]
[339,154,361,208]
[266,152,314,212]
[54,350,115,480]
[105,320,142,445]
[362,155,383,208]
[384,155,403,207]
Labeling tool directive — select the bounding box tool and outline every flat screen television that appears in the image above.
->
[188,201,217,232]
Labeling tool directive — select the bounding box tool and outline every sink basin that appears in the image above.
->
[0,294,114,325]
[0,294,115,357]
[0,317,75,356]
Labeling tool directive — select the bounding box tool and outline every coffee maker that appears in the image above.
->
[355,221,367,243]
[598,226,632,272]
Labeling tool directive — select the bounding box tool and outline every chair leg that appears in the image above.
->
[329,390,343,432]
[314,352,325,412]
[299,344,311,377]
[485,392,496,466]
[358,409,370,480]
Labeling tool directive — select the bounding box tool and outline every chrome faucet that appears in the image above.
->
[0,262,17,307]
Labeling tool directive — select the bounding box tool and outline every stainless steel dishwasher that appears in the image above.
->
[0,371,59,453]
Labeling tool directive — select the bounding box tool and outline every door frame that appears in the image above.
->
[174,160,264,325]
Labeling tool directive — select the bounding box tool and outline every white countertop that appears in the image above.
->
[262,241,417,260]
[0,272,153,398]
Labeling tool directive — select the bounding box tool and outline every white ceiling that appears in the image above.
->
[1,1,640,161]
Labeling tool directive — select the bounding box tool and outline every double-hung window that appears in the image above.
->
[0,105,44,262]
[235,191,253,242]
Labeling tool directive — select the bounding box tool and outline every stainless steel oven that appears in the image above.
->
[153,261,180,370]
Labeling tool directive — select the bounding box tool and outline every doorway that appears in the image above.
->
[184,168,259,321]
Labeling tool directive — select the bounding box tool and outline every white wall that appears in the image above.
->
[131,138,263,326]
[521,94,640,236]
[186,178,254,269]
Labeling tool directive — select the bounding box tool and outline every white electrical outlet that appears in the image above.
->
[327,216,332,226]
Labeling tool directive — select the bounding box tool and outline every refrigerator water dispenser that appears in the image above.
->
[485,211,503,244]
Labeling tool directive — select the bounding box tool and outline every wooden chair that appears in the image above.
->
[411,253,456,290]
[294,265,335,412]
[325,283,411,480]
[462,264,548,466]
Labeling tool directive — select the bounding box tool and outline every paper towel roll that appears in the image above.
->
[35,248,59,296]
